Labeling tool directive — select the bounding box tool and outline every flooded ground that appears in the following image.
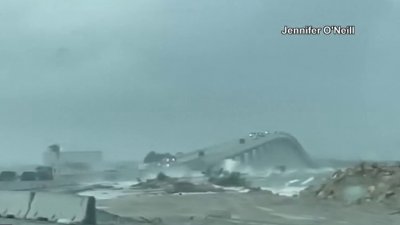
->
[73,167,400,225]
[2,165,400,225]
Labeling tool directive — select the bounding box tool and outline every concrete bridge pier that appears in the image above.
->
[246,150,254,163]
[252,145,267,167]
[256,145,268,163]
[238,154,246,164]
[255,147,263,161]
[236,152,250,165]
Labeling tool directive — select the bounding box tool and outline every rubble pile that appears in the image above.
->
[132,172,224,193]
[302,162,400,205]
[131,172,178,189]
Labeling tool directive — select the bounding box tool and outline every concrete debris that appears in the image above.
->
[131,171,265,195]
[132,172,224,193]
[131,173,178,189]
[301,162,400,205]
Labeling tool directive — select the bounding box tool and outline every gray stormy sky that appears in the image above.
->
[0,0,399,164]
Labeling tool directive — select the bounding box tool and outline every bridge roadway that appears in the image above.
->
[176,132,315,170]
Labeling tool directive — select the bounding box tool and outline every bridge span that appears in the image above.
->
[176,132,315,171]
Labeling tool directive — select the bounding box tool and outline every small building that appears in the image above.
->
[56,151,103,165]
[43,144,103,175]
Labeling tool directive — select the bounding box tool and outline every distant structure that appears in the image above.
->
[175,131,315,171]
[43,144,103,175]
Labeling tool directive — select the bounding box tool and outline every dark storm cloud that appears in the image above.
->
[0,0,399,163]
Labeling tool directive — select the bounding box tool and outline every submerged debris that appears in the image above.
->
[156,172,171,182]
[131,172,177,189]
[208,171,249,187]
[132,172,224,193]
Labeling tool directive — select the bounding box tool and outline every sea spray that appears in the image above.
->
[222,159,240,172]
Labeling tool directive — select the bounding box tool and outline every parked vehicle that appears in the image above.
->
[20,171,37,181]
[36,166,54,180]
[0,171,17,181]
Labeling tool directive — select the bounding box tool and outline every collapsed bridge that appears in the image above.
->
[176,132,315,171]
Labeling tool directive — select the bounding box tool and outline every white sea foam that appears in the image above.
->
[222,159,241,172]
[301,176,315,185]
[286,179,301,186]
[77,167,331,201]
[78,189,130,200]
[262,186,307,197]
[57,218,73,224]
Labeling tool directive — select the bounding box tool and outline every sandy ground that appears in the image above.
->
[99,191,400,225]
[2,187,400,225]
[3,167,400,225]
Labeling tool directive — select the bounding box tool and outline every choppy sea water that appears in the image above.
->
[78,167,334,201]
